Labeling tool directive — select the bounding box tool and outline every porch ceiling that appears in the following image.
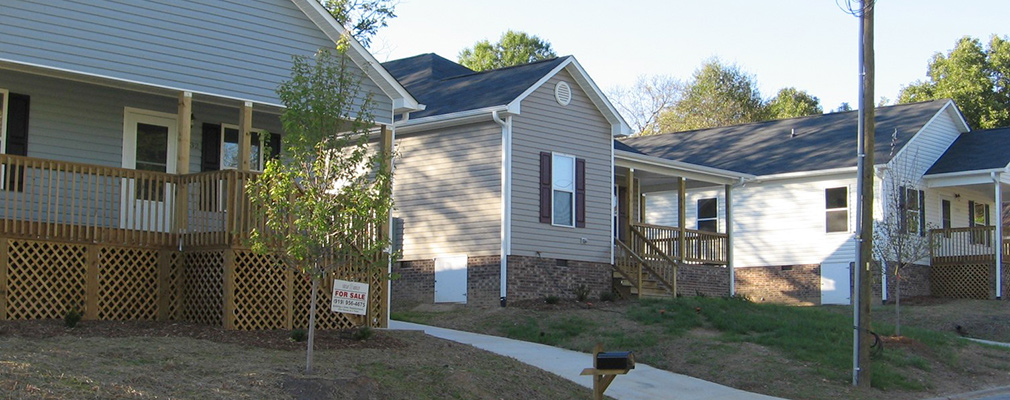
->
[615,150,751,192]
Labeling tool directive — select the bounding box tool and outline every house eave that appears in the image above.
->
[0,58,285,112]
[614,150,752,185]
[394,106,511,134]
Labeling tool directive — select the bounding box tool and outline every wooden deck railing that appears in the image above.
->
[0,154,261,248]
[632,223,728,265]
[930,226,1010,263]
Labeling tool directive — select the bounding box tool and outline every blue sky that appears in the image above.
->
[372,0,1008,113]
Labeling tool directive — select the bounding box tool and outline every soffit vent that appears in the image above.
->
[555,81,572,106]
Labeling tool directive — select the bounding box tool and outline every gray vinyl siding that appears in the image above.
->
[510,69,613,263]
[0,70,283,170]
[0,0,392,123]
[393,122,502,260]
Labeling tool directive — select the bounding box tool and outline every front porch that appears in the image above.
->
[0,154,389,329]
[612,147,747,299]
[931,226,1010,299]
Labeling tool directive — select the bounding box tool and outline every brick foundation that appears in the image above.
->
[466,256,502,308]
[505,255,611,303]
[734,265,822,305]
[678,264,731,297]
[882,263,931,302]
[390,259,434,311]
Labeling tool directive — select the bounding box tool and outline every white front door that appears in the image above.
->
[821,262,851,305]
[121,108,177,232]
[434,254,467,303]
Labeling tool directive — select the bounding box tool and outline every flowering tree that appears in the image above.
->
[248,44,393,373]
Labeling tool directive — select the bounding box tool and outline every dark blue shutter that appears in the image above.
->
[201,123,220,171]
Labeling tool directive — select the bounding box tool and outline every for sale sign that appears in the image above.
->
[331,279,369,315]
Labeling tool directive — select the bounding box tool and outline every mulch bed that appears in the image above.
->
[0,319,405,351]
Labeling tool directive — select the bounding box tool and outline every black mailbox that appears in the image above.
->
[596,351,635,370]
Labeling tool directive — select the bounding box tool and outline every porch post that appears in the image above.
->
[238,102,253,171]
[725,183,734,296]
[175,92,192,236]
[995,174,1003,298]
[624,169,634,241]
[677,177,686,263]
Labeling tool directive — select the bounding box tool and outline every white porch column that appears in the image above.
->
[995,173,1003,298]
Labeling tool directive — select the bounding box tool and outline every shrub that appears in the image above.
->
[545,295,560,305]
[351,326,373,341]
[574,285,591,302]
[64,308,82,328]
[290,329,308,342]
[600,291,617,302]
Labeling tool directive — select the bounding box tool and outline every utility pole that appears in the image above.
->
[853,0,875,388]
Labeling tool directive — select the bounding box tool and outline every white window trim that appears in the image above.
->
[551,152,576,228]
[220,124,269,172]
[0,88,8,155]
[903,187,923,235]
[825,186,849,234]
[121,107,178,172]
[697,197,718,231]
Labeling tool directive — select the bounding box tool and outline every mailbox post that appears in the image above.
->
[580,343,635,400]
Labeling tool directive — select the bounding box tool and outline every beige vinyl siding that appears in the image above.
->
[510,69,613,263]
[0,0,392,123]
[393,122,502,260]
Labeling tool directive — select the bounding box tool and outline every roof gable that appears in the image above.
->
[619,99,957,176]
[926,127,1010,175]
[383,54,566,119]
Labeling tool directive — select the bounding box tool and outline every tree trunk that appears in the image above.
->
[895,268,901,337]
[306,276,319,373]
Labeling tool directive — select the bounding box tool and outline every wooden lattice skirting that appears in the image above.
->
[0,239,388,330]
[931,262,994,299]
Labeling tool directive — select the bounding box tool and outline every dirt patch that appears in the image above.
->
[0,319,402,351]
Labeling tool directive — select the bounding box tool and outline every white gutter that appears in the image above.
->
[750,166,864,183]
[615,150,753,184]
[385,122,396,327]
[994,172,1003,298]
[923,168,1005,180]
[396,106,510,134]
[493,110,513,306]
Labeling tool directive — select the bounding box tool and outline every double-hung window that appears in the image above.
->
[899,186,925,236]
[825,187,848,233]
[969,200,991,245]
[697,198,717,232]
[221,125,268,171]
[539,151,585,228]
[552,154,575,227]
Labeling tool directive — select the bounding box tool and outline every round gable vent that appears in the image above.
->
[555,81,572,106]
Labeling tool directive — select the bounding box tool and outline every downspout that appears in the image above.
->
[994,172,1003,298]
[385,123,397,327]
[493,110,512,306]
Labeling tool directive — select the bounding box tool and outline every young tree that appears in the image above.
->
[872,151,934,337]
[248,44,394,373]
[321,0,397,48]
[766,87,823,119]
[897,35,1010,129]
[656,59,768,132]
[458,30,557,72]
[608,74,683,135]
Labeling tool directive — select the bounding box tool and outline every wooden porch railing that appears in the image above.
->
[929,226,1008,263]
[632,222,728,265]
[0,154,260,249]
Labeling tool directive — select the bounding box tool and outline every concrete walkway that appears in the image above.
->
[388,320,783,400]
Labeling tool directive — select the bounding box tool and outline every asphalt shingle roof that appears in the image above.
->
[926,127,1010,175]
[382,53,567,119]
[618,100,952,176]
